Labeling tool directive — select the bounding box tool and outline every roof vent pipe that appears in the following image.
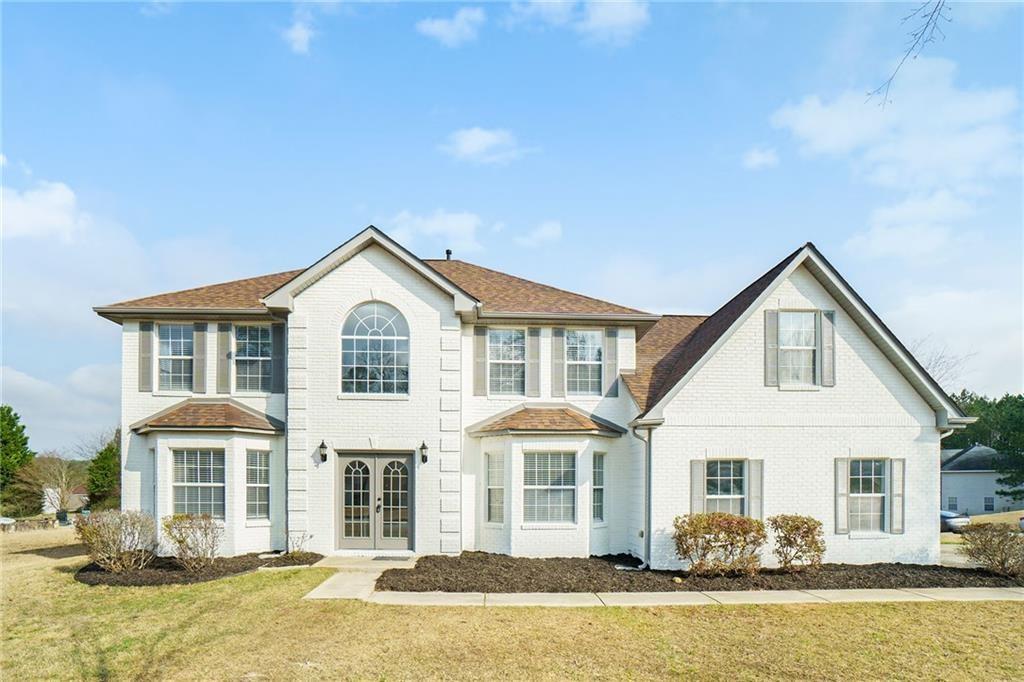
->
[445,249,452,260]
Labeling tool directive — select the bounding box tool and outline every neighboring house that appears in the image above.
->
[41,486,89,514]
[941,445,1023,516]
[94,227,972,568]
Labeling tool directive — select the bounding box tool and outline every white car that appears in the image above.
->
[940,510,971,533]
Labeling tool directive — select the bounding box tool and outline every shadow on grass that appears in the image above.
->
[13,543,88,560]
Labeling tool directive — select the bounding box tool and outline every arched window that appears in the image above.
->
[341,302,410,394]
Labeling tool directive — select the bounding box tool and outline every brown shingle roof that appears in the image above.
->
[621,315,707,413]
[469,405,626,436]
[131,399,285,433]
[100,270,303,311]
[626,245,804,416]
[424,259,650,316]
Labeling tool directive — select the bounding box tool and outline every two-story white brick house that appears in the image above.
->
[95,227,972,568]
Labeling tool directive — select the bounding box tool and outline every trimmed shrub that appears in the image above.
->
[162,514,223,572]
[74,510,156,573]
[672,512,767,576]
[768,514,826,572]
[959,523,1024,578]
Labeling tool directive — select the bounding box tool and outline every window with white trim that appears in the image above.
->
[523,452,576,523]
[984,497,995,512]
[488,329,526,395]
[246,450,270,519]
[173,449,225,518]
[486,453,504,524]
[778,311,816,386]
[948,496,958,511]
[706,460,745,515]
[849,459,886,532]
[235,325,272,392]
[592,453,605,522]
[566,330,603,395]
[158,324,194,391]
[341,302,410,394]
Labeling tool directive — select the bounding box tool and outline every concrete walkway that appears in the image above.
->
[303,559,1024,605]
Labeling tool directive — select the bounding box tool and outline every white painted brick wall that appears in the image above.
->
[647,266,943,569]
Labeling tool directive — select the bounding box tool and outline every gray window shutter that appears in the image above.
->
[764,310,779,386]
[551,328,566,398]
[138,322,153,392]
[217,323,232,394]
[835,458,849,534]
[603,328,618,397]
[526,327,541,397]
[889,459,905,534]
[690,460,705,514]
[473,326,488,396]
[821,310,836,387]
[192,323,207,394]
[747,459,763,519]
[271,323,286,393]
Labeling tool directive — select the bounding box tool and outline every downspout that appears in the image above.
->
[630,424,654,569]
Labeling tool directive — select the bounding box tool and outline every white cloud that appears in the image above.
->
[742,147,779,170]
[283,6,315,55]
[515,220,562,248]
[506,1,648,46]
[416,7,486,48]
[575,0,649,46]
[1,180,92,241]
[773,58,1019,193]
[140,1,175,17]
[0,153,7,166]
[1,365,121,452]
[845,190,974,261]
[389,209,484,254]
[508,1,576,27]
[439,127,530,165]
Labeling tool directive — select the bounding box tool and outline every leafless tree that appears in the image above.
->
[15,453,86,513]
[910,335,974,392]
[868,0,951,105]
[73,427,118,461]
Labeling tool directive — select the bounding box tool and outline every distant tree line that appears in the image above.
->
[947,392,1024,503]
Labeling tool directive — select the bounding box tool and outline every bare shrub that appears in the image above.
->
[768,514,826,572]
[74,510,156,573]
[960,524,1024,578]
[162,514,223,572]
[673,512,767,576]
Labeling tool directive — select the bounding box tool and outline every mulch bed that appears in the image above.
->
[75,552,323,587]
[376,552,1022,593]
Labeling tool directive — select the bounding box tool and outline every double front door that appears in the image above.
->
[337,454,413,550]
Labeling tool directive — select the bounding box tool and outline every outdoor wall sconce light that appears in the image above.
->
[419,441,429,464]
[318,440,328,463]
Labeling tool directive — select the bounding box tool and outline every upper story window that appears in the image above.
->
[235,325,272,393]
[566,330,602,395]
[488,329,526,395]
[341,302,409,394]
[778,311,816,386]
[158,324,194,391]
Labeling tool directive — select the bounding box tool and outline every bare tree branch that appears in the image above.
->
[15,453,87,513]
[867,0,951,106]
[910,334,975,392]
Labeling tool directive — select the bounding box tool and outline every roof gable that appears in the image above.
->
[635,243,968,426]
[467,403,626,437]
[262,226,478,313]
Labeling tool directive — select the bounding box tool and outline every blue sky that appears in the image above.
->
[2,1,1021,451]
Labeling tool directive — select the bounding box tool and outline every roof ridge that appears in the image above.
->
[424,258,649,315]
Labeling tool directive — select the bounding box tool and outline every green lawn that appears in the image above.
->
[3,528,1023,680]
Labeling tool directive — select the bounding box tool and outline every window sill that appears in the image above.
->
[778,384,820,392]
[848,532,890,540]
[483,522,504,529]
[487,394,526,400]
[234,392,273,399]
[246,519,272,528]
[153,391,194,398]
[592,521,608,529]
[337,393,410,401]
[520,523,577,531]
